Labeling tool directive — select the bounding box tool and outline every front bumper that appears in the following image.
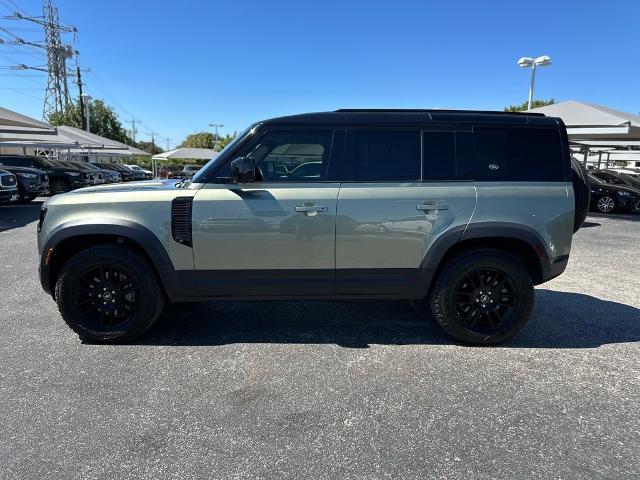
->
[26,183,50,194]
[0,188,18,203]
[618,196,640,212]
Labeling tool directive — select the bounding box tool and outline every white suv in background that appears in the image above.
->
[124,164,152,179]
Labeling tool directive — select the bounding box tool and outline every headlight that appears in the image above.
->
[65,171,80,177]
[17,172,37,178]
[617,191,632,197]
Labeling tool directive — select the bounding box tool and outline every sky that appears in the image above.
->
[0,0,638,149]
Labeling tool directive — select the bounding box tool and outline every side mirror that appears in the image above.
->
[230,156,256,184]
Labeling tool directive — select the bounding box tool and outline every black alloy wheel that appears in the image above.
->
[55,245,165,343]
[453,268,517,333]
[429,249,534,344]
[72,265,139,330]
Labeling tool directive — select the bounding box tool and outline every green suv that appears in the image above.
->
[37,109,587,344]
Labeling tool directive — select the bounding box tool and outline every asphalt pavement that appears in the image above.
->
[0,200,638,479]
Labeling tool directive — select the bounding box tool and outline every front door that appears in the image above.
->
[192,127,340,297]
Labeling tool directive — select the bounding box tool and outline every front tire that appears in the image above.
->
[429,249,534,345]
[55,245,165,343]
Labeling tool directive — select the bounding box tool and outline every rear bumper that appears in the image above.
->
[541,255,570,283]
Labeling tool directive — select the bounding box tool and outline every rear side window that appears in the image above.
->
[474,127,564,181]
[343,130,420,181]
[422,131,474,181]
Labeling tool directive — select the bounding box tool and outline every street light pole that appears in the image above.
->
[80,94,92,132]
[527,62,537,110]
[517,55,551,110]
[208,123,224,150]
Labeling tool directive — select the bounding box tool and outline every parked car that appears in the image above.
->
[588,173,640,213]
[594,169,640,191]
[182,165,201,178]
[0,155,87,194]
[67,161,121,183]
[159,165,184,179]
[0,161,49,202]
[37,108,587,345]
[0,168,18,204]
[92,162,136,182]
[607,167,640,179]
[124,164,152,179]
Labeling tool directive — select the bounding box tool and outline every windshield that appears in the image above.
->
[588,174,604,185]
[192,123,259,183]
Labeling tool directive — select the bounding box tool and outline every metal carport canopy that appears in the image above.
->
[0,107,53,130]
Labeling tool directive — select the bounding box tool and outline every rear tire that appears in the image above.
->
[429,249,534,345]
[570,157,590,232]
[50,177,71,195]
[55,245,165,343]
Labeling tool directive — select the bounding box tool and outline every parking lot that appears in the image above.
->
[1,200,639,479]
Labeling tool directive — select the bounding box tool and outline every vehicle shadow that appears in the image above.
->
[138,289,640,349]
[0,200,43,233]
[580,221,601,228]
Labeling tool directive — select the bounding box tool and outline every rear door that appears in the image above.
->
[335,126,476,295]
[192,126,341,297]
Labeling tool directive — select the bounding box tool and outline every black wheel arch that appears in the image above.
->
[420,222,561,296]
[40,219,193,301]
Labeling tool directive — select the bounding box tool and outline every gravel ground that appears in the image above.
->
[0,201,638,480]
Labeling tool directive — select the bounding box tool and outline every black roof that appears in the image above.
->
[264,109,558,127]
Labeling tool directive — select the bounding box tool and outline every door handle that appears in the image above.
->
[295,205,327,213]
[416,203,449,211]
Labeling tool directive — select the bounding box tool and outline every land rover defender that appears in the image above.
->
[37,109,589,344]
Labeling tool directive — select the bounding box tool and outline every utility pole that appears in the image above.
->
[148,130,158,153]
[126,117,140,144]
[75,51,86,130]
[162,137,172,151]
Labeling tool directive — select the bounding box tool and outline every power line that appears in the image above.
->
[0,81,42,99]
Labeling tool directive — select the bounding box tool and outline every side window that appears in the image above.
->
[422,131,475,181]
[474,127,564,181]
[510,128,564,181]
[242,130,334,182]
[474,129,509,178]
[422,131,455,180]
[344,130,420,181]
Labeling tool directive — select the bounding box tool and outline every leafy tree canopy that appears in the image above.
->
[179,131,237,151]
[49,98,130,144]
[504,99,555,112]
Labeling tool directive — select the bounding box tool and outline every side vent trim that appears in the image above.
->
[171,197,193,247]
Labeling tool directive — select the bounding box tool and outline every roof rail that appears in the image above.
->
[334,108,545,117]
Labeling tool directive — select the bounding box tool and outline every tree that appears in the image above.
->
[49,98,131,144]
[179,131,237,151]
[135,140,163,155]
[504,99,555,112]
[180,132,214,149]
